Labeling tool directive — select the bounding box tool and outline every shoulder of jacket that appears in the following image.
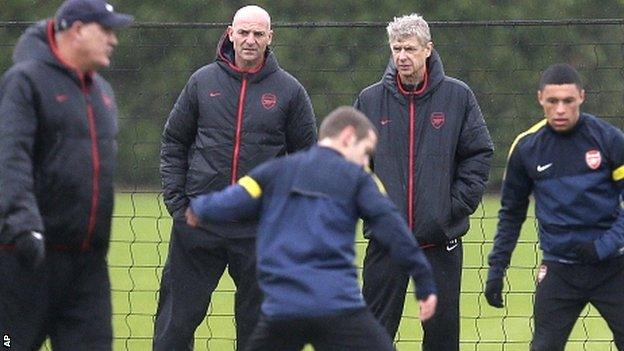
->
[358,81,384,98]
[441,76,473,93]
[190,63,220,79]
[508,119,548,158]
[583,114,624,147]
[584,113,618,133]
[261,69,305,95]
[5,60,49,79]
[1,64,27,82]
[273,68,300,83]
[1,61,51,91]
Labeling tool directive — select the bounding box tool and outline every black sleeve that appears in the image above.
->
[285,84,317,153]
[451,90,494,219]
[487,143,533,279]
[356,172,436,299]
[0,70,44,242]
[160,76,199,219]
[354,95,374,171]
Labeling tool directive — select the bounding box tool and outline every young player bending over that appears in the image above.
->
[187,106,437,351]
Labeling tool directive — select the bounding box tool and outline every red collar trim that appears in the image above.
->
[46,20,93,80]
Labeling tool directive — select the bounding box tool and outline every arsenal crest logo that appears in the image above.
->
[261,93,277,110]
[431,112,445,129]
[585,150,602,170]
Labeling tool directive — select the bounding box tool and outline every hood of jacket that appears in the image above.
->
[12,20,90,84]
[215,30,280,84]
[381,49,446,103]
[12,20,55,65]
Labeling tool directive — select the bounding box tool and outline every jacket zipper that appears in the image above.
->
[80,77,100,251]
[46,21,100,251]
[397,71,427,233]
[407,96,415,230]
[231,75,248,184]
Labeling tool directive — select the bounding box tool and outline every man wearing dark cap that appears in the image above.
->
[0,0,132,349]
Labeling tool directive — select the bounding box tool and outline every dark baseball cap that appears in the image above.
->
[55,0,134,31]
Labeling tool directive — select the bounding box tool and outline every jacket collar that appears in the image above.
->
[382,49,446,103]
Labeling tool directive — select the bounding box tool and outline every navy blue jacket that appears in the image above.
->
[161,32,317,238]
[489,113,624,278]
[355,51,493,245]
[0,21,118,251]
[190,146,436,317]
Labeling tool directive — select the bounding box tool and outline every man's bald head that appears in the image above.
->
[227,5,273,70]
[232,5,271,30]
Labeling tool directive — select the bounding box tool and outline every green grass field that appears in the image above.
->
[104,192,617,350]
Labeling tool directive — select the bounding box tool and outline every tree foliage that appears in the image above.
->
[2,1,624,188]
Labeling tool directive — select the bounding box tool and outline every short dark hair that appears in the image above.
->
[319,106,377,140]
[539,63,583,91]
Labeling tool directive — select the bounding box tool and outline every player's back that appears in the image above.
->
[254,145,368,318]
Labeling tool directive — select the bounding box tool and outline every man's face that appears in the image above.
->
[227,15,272,70]
[390,36,432,83]
[538,83,585,133]
[76,22,118,71]
[344,130,377,168]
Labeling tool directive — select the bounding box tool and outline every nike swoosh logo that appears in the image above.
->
[537,163,553,172]
[209,92,221,97]
[380,119,391,126]
[446,239,459,252]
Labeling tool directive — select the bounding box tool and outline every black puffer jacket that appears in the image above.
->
[355,50,494,245]
[0,21,118,251]
[161,32,317,237]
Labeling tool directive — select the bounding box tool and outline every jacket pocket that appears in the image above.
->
[185,146,222,195]
[414,154,453,243]
[450,194,472,221]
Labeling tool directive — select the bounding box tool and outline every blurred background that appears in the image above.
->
[3,0,624,189]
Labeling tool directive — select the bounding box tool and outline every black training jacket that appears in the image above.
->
[161,32,317,238]
[0,21,118,251]
[355,50,494,245]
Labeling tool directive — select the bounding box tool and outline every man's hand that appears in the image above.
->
[484,277,504,308]
[185,207,199,227]
[573,242,599,263]
[14,231,45,269]
[418,294,437,321]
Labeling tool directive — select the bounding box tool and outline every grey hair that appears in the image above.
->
[386,13,431,44]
